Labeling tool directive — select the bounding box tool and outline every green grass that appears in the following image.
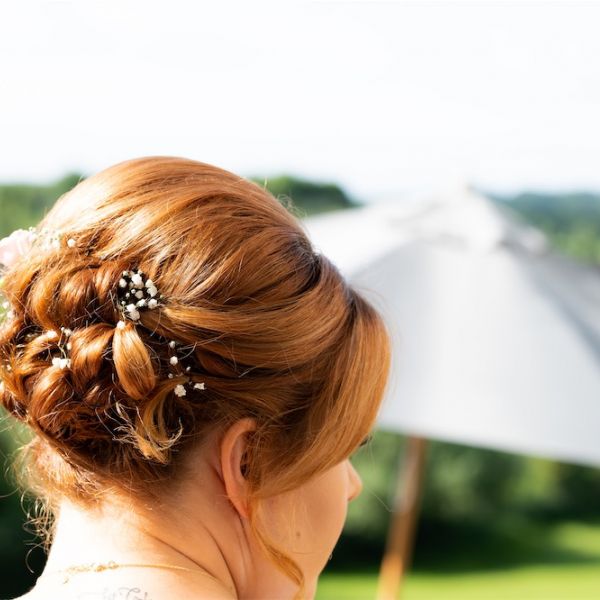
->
[316,522,600,600]
[316,566,600,600]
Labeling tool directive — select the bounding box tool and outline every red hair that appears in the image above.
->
[0,156,392,599]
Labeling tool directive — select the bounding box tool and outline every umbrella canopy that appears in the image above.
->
[302,186,600,467]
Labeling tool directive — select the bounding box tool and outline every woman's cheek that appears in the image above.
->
[261,463,351,579]
[302,464,350,571]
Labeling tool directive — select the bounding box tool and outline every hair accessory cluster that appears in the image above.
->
[48,327,73,370]
[0,227,207,396]
[116,268,162,322]
[112,263,208,395]
[165,338,207,397]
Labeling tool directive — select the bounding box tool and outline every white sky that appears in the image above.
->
[1,0,600,202]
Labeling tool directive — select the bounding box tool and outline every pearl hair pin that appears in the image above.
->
[114,267,206,395]
[117,269,206,398]
[48,327,73,370]
[165,337,207,397]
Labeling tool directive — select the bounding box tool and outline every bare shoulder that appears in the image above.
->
[9,575,234,600]
[10,585,161,599]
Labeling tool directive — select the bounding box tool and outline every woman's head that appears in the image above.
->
[0,156,391,599]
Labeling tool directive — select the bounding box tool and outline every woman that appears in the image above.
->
[0,156,392,600]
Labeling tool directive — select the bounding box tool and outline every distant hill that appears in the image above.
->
[249,174,361,216]
[0,174,83,237]
[0,173,359,237]
[488,190,600,266]
[2,175,598,264]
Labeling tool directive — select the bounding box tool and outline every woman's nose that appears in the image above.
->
[347,460,363,502]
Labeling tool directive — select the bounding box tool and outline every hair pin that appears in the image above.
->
[116,268,162,322]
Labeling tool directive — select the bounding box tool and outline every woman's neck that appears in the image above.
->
[36,496,239,599]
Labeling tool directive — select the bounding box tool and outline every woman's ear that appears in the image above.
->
[220,417,257,519]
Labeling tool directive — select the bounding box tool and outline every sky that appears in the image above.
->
[1,0,600,202]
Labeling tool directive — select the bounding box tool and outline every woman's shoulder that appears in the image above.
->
[7,575,235,600]
[8,586,163,600]
[9,586,167,599]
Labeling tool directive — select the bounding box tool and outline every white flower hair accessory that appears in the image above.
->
[0,226,79,317]
[0,227,38,268]
[116,268,162,322]
[0,226,77,270]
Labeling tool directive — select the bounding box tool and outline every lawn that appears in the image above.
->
[316,521,600,600]
[317,565,600,600]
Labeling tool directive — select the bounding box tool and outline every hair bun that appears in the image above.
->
[0,158,391,600]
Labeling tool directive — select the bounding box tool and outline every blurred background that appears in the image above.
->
[2,1,600,599]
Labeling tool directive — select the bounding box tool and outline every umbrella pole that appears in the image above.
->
[375,436,428,600]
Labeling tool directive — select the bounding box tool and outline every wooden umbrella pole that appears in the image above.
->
[375,436,428,600]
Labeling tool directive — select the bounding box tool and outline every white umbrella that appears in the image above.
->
[301,185,600,597]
